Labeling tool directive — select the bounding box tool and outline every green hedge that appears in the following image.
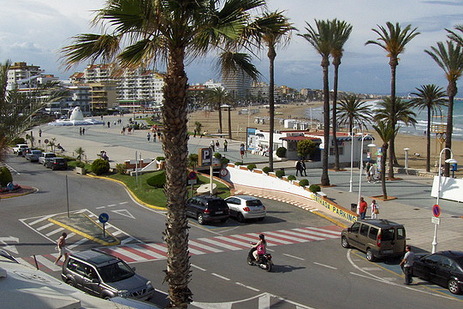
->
[299,179,309,187]
[146,171,166,188]
[0,167,13,187]
[91,159,110,175]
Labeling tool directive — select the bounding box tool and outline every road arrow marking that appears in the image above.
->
[111,209,135,219]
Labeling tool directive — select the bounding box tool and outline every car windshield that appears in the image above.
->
[97,261,135,283]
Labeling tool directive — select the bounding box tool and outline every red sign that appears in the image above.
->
[432,204,441,218]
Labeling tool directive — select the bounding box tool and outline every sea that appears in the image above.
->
[305,99,463,141]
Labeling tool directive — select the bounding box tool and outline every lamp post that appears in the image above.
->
[404,148,410,169]
[349,131,355,192]
[433,147,457,253]
[356,133,376,214]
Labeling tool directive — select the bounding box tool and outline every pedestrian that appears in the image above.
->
[215,140,220,151]
[38,128,42,137]
[210,140,215,152]
[82,128,85,135]
[223,139,228,152]
[365,162,372,183]
[295,160,302,176]
[79,127,82,135]
[399,245,415,285]
[55,232,69,264]
[370,199,379,219]
[147,132,151,142]
[153,132,157,142]
[107,121,110,128]
[239,143,245,159]
[359,197,368,220]
[301,160,307,176]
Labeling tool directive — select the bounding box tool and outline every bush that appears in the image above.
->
[287,175,296,181]
[220,157,230,166]
[115,163,127,174]
[91,159,110,175]
[262,166,271,174]
[12,137,26,145]
[75,161,85,168]
[0,167,13,187]
[299,179,309,187]
[156,156,165,161]
[275,170,285,178]
[235,161,244,166]
[276,147,287,158]
[146,171,166,188]
[247,164,257,171]
[214,152,222,159]
[309,184,321,193]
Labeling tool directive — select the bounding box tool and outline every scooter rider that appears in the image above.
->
[252,234,267,261]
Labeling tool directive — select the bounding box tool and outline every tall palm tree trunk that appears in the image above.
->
[332,63,340,170]
[388,62,397,179]
[381,145,388,199]
[218,107,223,134]
[162,47,192,308]
[268,47,276,171]
[445,93,455,177]
[321,59,331,186]
[426,105,432,172]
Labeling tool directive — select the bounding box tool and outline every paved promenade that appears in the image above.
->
[34,115,463,254]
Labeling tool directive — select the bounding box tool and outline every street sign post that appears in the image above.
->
[432,204,441,217]
[431,204,441,254]
[99,213,109,238]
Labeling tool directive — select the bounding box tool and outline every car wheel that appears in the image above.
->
[341,236,350,248]
[237,213,245,223]
[66,279,75,287]
[448,278,462,294]
[366,248,375,262]
[197,213,205,225]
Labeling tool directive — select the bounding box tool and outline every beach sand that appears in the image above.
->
[188,102,463,177]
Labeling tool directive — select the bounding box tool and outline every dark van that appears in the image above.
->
[341,219,406,261]
[186,195,229,224]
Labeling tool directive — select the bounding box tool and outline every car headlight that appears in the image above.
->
[118,290,130,297]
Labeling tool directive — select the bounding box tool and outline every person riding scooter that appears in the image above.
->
[252,234,267,262]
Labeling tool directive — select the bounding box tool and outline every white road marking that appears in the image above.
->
[28,214,55,226]
[211,273,230,281]
[112,209,135,219]
[191,264,206,272]
[189,240,223,253]
[35,255,61,272]
[235,282,260,292]
[46,227,64,237]
[283,253,305,261]
[198,237,241,251]
[67,238,89,250]
[313,262,337,270]
[107,204,118,207]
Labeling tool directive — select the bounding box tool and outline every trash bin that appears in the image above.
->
[351,203,357,212]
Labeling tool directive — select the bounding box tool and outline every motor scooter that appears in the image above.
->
[247,246,273,272]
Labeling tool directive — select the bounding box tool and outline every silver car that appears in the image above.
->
[224,195,266,222]
[61,249,154,300]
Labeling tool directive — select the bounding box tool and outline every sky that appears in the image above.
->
[1,0,462,95]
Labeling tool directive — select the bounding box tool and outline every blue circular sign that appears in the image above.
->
[99,213,109,223]
[432,204,441,218]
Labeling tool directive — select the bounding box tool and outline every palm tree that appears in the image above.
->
[330,19,352,171]
[410,85,447,172]
[205,88,232,134]
[366,22,420,168]
[374,97,417,179]
[299,19,333,186]
[61,1,265,307]
[253,11,294,171]
[372,121,398,200]
[337,94,373,133]
[425,40,463,177]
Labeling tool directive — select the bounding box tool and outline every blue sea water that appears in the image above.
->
[305,99,463,141]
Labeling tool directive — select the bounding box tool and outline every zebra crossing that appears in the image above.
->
[16,225,342,273]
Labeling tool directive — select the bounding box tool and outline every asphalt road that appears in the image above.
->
[2,154,463,308]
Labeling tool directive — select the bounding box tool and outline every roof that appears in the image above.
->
[71,249,118,267]
[280,136,321,142]
[357,219,404,228]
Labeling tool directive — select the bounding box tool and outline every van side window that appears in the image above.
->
[350,222,360,233]
[368,227,379,240]
[359,224,369,237]
[397,227,405,239]
[382,228,395,241]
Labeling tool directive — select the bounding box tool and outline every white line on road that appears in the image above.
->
[36,222,54,231]
[211,273,230,281]
[235,282,260,292]
[107,204,117,207]
[190,264,206,272]
[283,253,305,261]
[313,262,337,270]
[45,227,64,237]
[96,206,106,209]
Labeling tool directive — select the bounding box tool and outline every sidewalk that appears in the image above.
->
[32,115,463,253]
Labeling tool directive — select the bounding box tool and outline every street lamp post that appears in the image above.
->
[404,148,410,169]
[349,131,355,192]
[433,147,457,253]
[356,134,376,214]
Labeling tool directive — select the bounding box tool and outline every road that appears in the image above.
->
[1,155,463,308]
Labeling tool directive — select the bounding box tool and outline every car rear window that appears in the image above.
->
[246,200,263,207]
[382,228,395,241]
[397,227,405,239]
[207,200,227,210]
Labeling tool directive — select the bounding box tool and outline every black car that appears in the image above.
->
[186,195,229,225]
[45,157,68,170]
[412,250,463,294]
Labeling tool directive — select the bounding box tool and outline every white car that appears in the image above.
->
[12,144,28,155]
[224,195,266,222]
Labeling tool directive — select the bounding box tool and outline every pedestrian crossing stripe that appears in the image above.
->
[16,225,341,273]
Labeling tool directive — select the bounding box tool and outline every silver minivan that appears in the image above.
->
[61,249,154,300]
[341,219,406,261]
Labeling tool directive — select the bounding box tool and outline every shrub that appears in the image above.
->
[276,147,287,158]
[115,163,127,175]
[220,157,230,166]
[12,137,26,145]
[299,179,309,187]
[0,167,13,187]
[188,154,198,168]
[309,184,321,193]
[275,170,285,178]
[214,152,222,159]
[262,166,271,174]
[156,156,165,161]
[91,159,110,175]
[287,175,296,181]
[75,161,85,168]
[247,164,257,171]
[235,161,244,166]
[147,171,166,188]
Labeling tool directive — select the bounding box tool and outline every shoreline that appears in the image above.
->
[187,102,463,177]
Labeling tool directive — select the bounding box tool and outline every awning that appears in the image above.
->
[280,136,321,142]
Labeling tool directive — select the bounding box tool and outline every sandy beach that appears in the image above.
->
[188,102,463,177]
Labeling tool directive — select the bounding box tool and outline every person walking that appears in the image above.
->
[301,160,307,176]
[239,143,245,160]
[295,160,303,176]
[210,140,215,152]
[400,245,415,285]
[223,139,228,152]
[55,232,69,264]
[359,197,368,220]
[370,199,379,219]
[147,132,151,142]
[365,162,372,183]
[215,140,220,151]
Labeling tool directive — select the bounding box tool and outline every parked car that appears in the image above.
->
[25,149,43,162]
[12,144,28,155]
[45,157,68,170]
[186,195,229,224]
[61,249,155,300]
[341,219,406,261]
[412,250,463,294]
[224,195,266,222]
[38,152,56,165]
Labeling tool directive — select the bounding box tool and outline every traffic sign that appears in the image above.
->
[220,168,228,177]
[432,204,441,218]
[188,171,197,180]
[99,212,109,223]
[432,217,440,225]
